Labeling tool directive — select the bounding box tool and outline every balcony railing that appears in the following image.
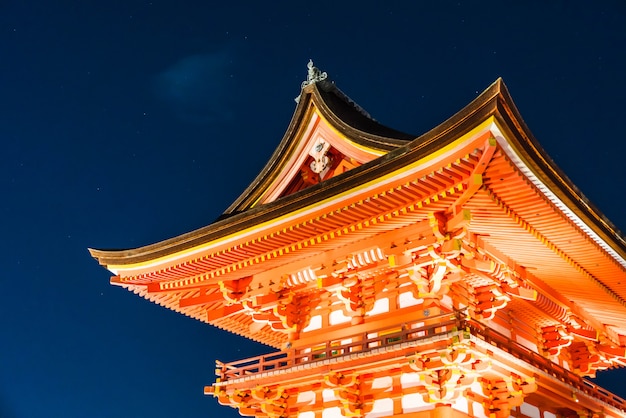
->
[216,311,462,381]
[214,312,626,411]
[468,322,626,411]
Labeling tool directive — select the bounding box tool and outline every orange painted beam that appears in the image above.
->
[179,291,225,308]
[446,209,471,232]
[109,275,124,286]
[248,218,435,293]
[475,236,615,344]
[207,304,245,321]
[567,327,598,341]
[597,345,626,357]
[145,281,214,294]
[292,306,454,349]
[449,136,496,212]
[126,154,478,293]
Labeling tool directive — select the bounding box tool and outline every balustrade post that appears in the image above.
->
[422,297,442,336]
[215,360,226,381]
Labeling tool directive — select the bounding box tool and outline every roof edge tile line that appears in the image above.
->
[494,81,626,257]
[90,122,494,271]
[90,78,626,274]
[88,79,506,267]
[487,81,626,267]
[492,122,626,271]
[222,94,315,215]
[311,82,415,147]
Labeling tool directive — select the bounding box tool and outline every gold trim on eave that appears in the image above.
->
[107,117,497,275]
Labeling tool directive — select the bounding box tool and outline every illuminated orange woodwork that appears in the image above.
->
[91,64,626,418]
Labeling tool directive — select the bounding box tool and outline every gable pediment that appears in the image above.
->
[255,107,386,205]
[223,79,414,214]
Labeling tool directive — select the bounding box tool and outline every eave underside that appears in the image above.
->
[471,149,626,336]
[112,138,626,346]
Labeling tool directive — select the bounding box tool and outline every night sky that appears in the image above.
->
[2,2,626,417]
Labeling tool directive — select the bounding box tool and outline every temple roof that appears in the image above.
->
[90,77,626,269]
[223,70,415,215]
[89,68,626,348]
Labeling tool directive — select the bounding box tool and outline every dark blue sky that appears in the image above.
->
[2,1,625,417]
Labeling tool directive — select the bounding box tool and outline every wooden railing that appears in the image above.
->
[215,314,626,411]
[468,322,626,410]
[216,311,462,381]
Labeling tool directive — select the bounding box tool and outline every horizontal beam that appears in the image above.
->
[145,281,210,293]
[207,304,244,322]
[247,218,436,295]
[179,290,224,308]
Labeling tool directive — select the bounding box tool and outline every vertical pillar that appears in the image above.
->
[508,310,517,341]
[423,297,443,335]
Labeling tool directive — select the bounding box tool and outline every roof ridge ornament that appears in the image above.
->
[296,60,328,103]
[301,59,328,89]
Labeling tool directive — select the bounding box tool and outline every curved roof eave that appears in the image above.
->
[490,80,626,266]
[89,78,626,270]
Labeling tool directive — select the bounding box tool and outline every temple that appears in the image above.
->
[90,61,626,418]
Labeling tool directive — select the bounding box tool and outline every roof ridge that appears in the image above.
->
[296,60,375,121]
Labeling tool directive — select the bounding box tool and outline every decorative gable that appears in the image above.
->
[257,107,384,204]
[223,61,414,214]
